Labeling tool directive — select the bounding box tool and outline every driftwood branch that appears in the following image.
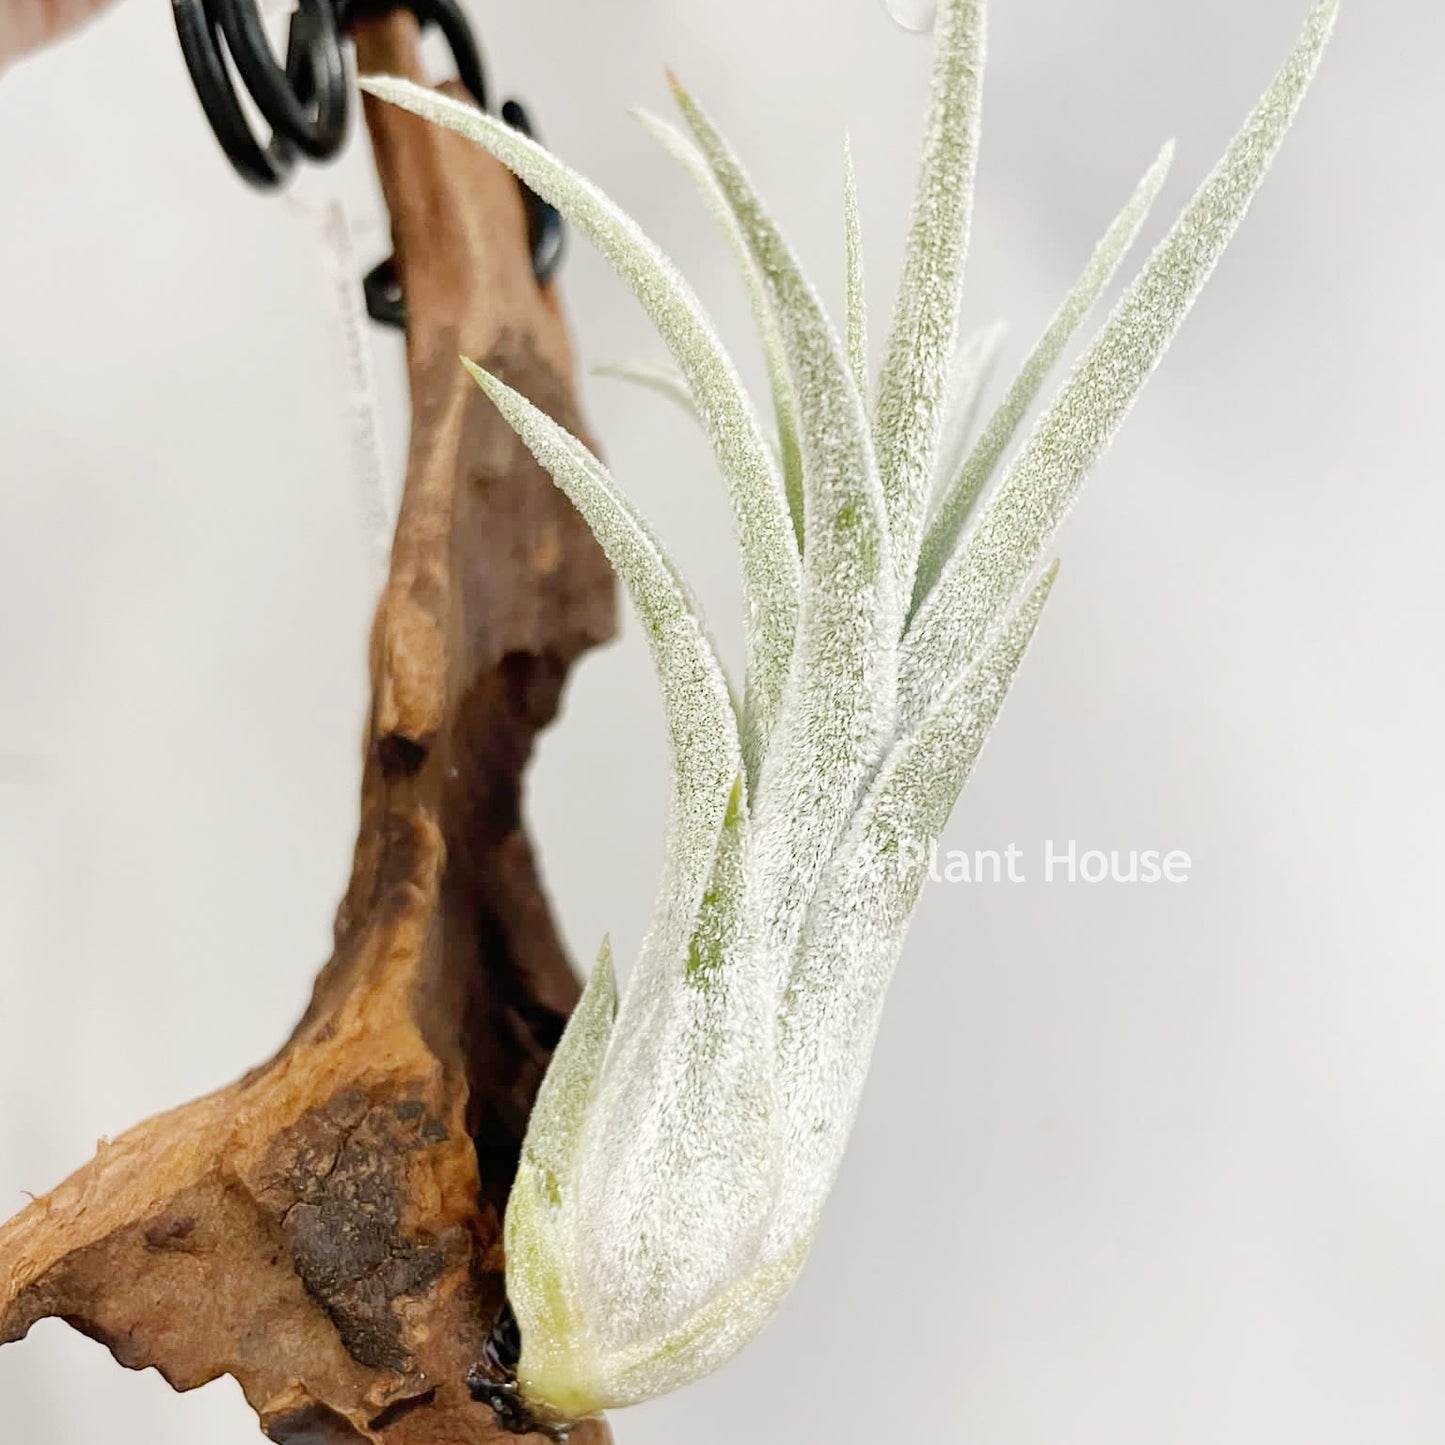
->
[0,15,616,1442]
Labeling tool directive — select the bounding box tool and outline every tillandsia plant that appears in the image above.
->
[361,0,1337,1431]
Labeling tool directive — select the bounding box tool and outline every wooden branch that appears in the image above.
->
[0,15,617,1443]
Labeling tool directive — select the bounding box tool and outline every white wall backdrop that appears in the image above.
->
[2,1,1442,1442]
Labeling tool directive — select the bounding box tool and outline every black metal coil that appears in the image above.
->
[171,0,564,317]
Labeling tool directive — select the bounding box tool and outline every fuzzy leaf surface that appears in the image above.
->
[913,142,1174,612]
[872,0,987,595]
[361,77,799,768]
[465,361,741,982]
[930,322,1008,511]
[508,943,618,1416]
[844,137,870,405]
[671,78,899,1001]
[636,107,805,547]
[767,564,1056,1256]
[900,0,1338,722]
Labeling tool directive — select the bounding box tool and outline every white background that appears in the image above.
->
[2,1,1442,1441]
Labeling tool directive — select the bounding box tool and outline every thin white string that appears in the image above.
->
[287,193,395,582]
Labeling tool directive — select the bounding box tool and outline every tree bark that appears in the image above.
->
[0,14,616,1442]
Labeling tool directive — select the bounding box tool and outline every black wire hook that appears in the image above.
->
[171,0,564,324]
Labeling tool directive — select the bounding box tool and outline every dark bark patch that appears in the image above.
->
[259,1089,453,1371]
[377,733,430,777]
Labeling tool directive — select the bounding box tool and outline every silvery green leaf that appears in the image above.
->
[567,775,780,1408]
[594,359,701,422]
[930,321,1008,508]
[576,1237,806,1412]
[670,77,898,993]
[360,77,798,774]
[515,938,618,1220]
[365,2,1336,1424]
[912,142,1174,614]
[464,360,741,980]
[872,0,987,595]
[506,940,617,1419]
[900,0,1337,724]
[844,136,869,404]
[767,563,1056,1256]
[634,107,805,546]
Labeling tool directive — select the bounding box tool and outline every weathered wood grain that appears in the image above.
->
[0,14,616,1442]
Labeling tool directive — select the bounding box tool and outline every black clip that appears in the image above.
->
[171,0,564,326]
[463,1301,575,1442]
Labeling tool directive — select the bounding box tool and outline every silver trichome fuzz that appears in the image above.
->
[361,0,1336,1425]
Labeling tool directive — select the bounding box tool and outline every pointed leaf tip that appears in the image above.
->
[874,0,988,596]
[902,0,1338,722]
[911,136,1175,615]
[460,356,742,997]
[368,74,797,782]
[634,105,805,558]
[595,933,615,982]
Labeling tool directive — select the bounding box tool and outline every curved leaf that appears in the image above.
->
[768,563,1055,1257]
[912,142,1174,613]
[634,108,805,549]
[361,77,799,779]
[465,360,741,981]
[670,77,898,1000]
[930,321,1008,508]
[508,942,617,1416]
[594,359,701,422]
[900,0,1338,724]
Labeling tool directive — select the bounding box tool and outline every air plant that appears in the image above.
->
[361,0,1336,1430]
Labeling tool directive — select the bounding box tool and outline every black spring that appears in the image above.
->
[171,0,564,320]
